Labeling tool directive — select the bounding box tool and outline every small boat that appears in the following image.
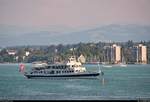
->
[119,53,127,67]
[20,56,104,79]
[102,65,112,68]
[119,63,127,67]
[101,62,112,68]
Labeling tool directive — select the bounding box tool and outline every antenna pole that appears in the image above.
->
[98,62,104,76]
[98,62,101,74]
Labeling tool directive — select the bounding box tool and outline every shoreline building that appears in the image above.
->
[103,46,112,64]
[111,44,121,64]
[130,46,138,63]
[103,44,121,64]
[136,44,147,64]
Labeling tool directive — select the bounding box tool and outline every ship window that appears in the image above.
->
[52,66,55,69]
[60,66,62,69]
[57,66,59,69]
[62,65,66,69]
[57,71,59,73]
[48,66,51,68]
[50,70,54,74]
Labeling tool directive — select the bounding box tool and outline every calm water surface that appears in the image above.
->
[0,64,150,100]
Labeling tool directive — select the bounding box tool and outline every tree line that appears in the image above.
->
[0,40,150,64]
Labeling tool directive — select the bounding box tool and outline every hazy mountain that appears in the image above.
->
[0,24,150,47]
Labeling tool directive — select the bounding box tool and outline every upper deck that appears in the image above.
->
[31,56,86,73]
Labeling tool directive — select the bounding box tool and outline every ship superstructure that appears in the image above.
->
[23,56,103,78]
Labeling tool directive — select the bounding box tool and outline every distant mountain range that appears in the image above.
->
[0,24,150,47]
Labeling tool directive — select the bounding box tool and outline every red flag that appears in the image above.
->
[19,64,25,72]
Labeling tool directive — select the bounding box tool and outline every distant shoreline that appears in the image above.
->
[0,62,149,65]
[0,62,31,64]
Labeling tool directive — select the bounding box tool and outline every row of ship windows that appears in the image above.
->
[56,70,74,73]
[47,66,68,69]
[31,70,81,74]
[47,65,82,69]
[71,65,82,67]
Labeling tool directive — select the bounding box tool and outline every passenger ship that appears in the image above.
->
[22,56,104,79]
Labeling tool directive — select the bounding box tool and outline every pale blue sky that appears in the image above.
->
[0,0,150,47]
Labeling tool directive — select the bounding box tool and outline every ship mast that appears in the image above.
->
[70,47,76,60]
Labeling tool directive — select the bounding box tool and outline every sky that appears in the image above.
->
[0,0,150,47]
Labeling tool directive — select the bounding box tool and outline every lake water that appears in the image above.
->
[0,64,150,100]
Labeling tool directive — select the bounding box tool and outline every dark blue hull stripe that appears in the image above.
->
[24,73,100,78]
